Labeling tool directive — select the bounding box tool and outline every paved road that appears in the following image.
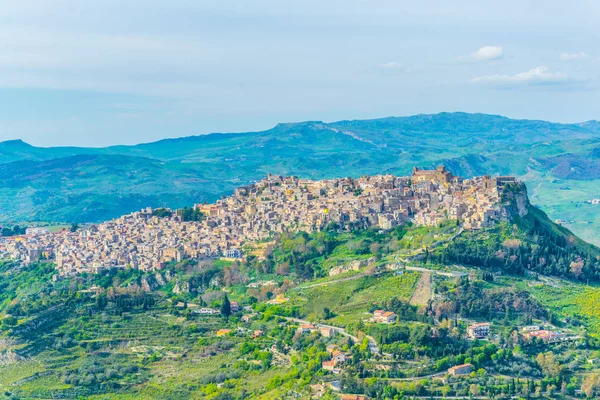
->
[284,317,380,354]
[385,370,448,381]
[405,265,467,278]
[294,270,384,290]
[282,227,469,358]
[392,227,468,278]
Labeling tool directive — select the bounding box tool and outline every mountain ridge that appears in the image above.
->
[2,112,600,151]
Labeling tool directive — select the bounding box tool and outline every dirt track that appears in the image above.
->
[409,271,431,306]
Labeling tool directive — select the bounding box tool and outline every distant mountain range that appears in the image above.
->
[1,112,599,243]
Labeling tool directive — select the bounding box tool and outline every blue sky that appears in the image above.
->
[1,0,599,147]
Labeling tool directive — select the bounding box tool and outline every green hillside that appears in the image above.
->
[3,215,600,398]
[1,112,600,245]
[435,199,600,282]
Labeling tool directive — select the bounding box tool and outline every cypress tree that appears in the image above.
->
[221,294,231,322]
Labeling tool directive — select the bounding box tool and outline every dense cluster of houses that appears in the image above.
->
[0,167,516,275]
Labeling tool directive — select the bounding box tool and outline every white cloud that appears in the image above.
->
[560,52,589,61]
[379,62,402,69]
[471,66,569,85]
[460,46,504,62]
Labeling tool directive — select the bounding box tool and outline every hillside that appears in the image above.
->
[3,207,600,398]
[1,112,600,245]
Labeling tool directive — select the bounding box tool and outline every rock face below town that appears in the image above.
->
[141,275,162,292]
[0,350,25,366]
[173,280,191,294]
[329,257,376,276]
[498,182,530,222]
[155,272,165,286]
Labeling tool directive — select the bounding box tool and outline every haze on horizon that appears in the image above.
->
[1,0,599,147]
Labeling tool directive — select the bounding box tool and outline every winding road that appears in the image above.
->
[284,317,380,354]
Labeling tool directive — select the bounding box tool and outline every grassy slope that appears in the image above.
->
[524,281,600,337]
[290,272,420,326]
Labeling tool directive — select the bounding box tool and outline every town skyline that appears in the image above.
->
[1,166,519,276]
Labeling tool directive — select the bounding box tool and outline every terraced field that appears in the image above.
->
[288,271,420,326]
[524,280,600,338]
[0,297,284,399]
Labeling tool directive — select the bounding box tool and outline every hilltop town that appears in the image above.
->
[0,167,518,276]
[2,166,599,400]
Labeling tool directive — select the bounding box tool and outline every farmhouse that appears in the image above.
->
[194,308,219,315]
[332,350,347,364]
[297,324,318,334]
[448,363,473,376]
[373,310,397,324]
[467,322,490,339]
[322,360,338,372]
[326,344,338,353]
[523,330,557,342]
[241,315,252,323]
[320,327,335,337]
[230,301,241,313]
[522,325,541,332]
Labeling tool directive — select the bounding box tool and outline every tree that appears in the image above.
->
[2,315,17,327]
[95,294,107,310]
[441,385,451,397]
[582,374,600,398]
[359,337,371,356]
[570,259,584,279]
[536,352,562,378]
[70,223,79,232]
[221,294,231,322]
[178,207,205,222]
[152,208,173,218]
[409,324,429,346]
